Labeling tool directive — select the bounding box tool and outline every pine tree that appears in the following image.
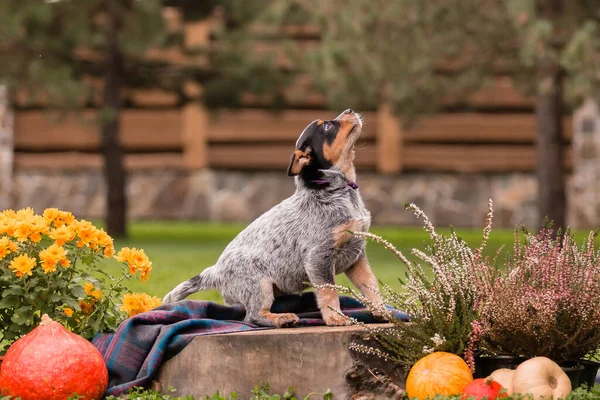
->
[0,0,172,237]
[251,0,600,229]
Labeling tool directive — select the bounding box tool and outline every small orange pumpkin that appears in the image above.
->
[406,352,474,400]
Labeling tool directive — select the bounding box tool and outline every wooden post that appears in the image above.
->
[376,103,403,174]
[0,85,13,209]
[182,103,208,170]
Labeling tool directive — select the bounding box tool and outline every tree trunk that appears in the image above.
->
[535,63,565,231]
[101,11,127,238]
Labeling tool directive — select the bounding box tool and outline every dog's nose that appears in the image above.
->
[345,109,354,114]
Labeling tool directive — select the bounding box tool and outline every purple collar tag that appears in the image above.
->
[347,181,359,190]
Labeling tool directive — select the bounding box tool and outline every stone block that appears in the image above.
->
[156,325,386,399]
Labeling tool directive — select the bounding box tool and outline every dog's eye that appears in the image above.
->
[324,122,333,131]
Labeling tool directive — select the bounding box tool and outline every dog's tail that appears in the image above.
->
[162,266,218,304]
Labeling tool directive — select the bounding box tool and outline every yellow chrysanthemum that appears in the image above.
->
[9,254,36,278]
[115,247,133,263]
[0,218,16,236]
[63,307,74,317]
[28,215,49,234]
[103,245,115,259]
[90,289,103,301]
[7,240,18,253]
[28,232,42,243]
[0,237,9,260]
[1,209,16,219]
[43,208,60,223]
[84,282,94,295]
[60,258,70,268]
[41,260,57,274]
[120,293,162,317]
[14,223,31,242]
[49,225,76,246]
[15,208,34,221]
[79,300,94,315]
[59,211,75,226]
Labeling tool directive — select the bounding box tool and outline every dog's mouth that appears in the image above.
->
[335,109,363,146]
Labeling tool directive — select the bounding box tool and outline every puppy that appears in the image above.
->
[163,109,385,327]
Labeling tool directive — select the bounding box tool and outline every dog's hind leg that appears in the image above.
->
[244,279,299,328]
[162,266,216,304]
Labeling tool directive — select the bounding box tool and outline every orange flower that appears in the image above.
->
[43,208,60,223]
[49,225,76,246]
[28,232,42,243]
[9,254,36,278]
[59,211,75,226]
[79,301,94,315]
[39,243,68,273]
[90,290,103,301]
[60,258,70,268]
[120,293,162,317]
[84,282,94,295]
[103,245,115,259]
[0,237,12,260]
[7,240,18,253]
[14,223,31,242]
[41,260,57,274]
[0,218,16,236]
[63,307,74,317]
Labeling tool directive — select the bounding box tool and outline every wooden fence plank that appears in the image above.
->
[207,109,377,142]
[402,144,572,172]
[14,152,184,170]
[208,143,376,169]
[403,114,572,143]
[14,110,183,151]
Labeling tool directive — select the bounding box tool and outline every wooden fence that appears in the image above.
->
[11,8,573,175]
[13,104,572,174]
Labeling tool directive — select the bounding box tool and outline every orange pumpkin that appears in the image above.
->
[406,352,474,400]
[0,314,108,400]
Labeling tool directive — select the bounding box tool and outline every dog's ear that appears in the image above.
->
[287,149,312,176]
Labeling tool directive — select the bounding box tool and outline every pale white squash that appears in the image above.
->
[489,368,515,395]
[511,357,571,400]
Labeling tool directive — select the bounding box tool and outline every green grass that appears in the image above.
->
[99,221,531,304]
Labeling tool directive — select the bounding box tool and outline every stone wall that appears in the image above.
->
[10,96,600,229]
[11,167,555,228]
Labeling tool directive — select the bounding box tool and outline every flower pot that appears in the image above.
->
[559,361,585,389]
[577,359,600,389]
[474,355,528,378]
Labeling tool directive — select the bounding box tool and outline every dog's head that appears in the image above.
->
[287,109,362,181]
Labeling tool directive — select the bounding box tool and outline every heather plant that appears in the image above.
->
[477,226,600,362]
[0,208,161,352]
[333,201,500,375]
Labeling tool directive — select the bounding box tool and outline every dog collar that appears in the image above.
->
[310,179,359,190]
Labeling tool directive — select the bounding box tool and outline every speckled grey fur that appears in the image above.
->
[163,112,380,327]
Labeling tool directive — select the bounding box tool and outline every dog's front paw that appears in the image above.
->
[272,313,300,328]
[371,310,389,322]
[323,312,351,326]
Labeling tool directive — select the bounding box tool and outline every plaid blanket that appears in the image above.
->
[92,292,408,397]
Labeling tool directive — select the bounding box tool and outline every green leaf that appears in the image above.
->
[70,285,86,299]
[0,296,21,309]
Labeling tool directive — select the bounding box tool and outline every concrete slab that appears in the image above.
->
[156,324,391,399]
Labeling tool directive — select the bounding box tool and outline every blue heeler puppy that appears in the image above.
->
[163,109,385,327]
